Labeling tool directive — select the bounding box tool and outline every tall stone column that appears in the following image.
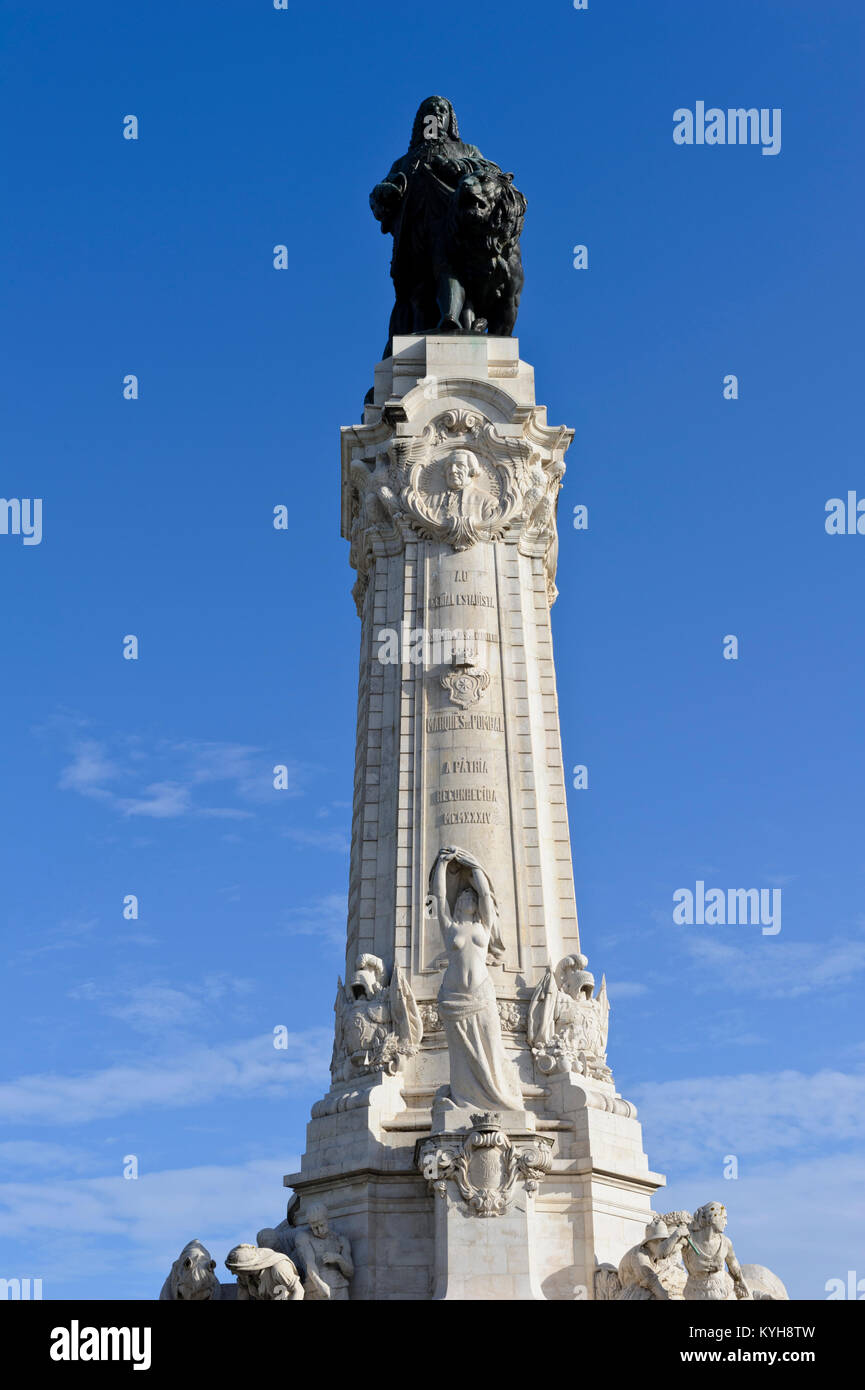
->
[284,334,664,1300]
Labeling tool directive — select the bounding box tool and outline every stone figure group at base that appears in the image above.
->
[160,1199,353,1303]
[595,1201,789,1302]
[225,1244,304,1301]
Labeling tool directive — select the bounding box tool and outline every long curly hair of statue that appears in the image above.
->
[410,95,459,147]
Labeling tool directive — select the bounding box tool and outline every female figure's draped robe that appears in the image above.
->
[437,973,523,1112]
[428,847,523,1113]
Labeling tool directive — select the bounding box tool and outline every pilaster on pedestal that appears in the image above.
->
[417,1112,553,1301]
[532,1072,666,1299]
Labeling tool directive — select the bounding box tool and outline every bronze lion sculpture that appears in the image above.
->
[444,169,526,337]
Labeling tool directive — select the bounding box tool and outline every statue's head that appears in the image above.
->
[643,1215,671,1249]
[449,169,527,253]
[411,95,459,146]
[256,1227,282,1254]
[445,448,480,491]
[225,1243,260,1275]
[694,1202,727,1233]
[350,953,385,1001]
[169,1239,219,1301]
[558,953,595,1002]
[306,1202,330,1239]
[454,172,498,224]
[453,886,479,924]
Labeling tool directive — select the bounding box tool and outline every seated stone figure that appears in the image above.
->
[225,1243,304,1301]
[255,1224,295,1260]
[616,1215,689,1300]
[293,1202,354,1301]
[595,1205,789,1303]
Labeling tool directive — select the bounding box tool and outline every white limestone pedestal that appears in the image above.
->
[281,336,665,1299]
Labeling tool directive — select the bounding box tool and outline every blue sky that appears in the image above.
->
[1,0,863,1300]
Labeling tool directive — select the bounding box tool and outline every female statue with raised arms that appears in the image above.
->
[427,845,523,1113]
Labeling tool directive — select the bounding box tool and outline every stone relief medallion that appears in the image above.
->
[440,664,490,709]
[418,1112,553,1218]
[389,411,526,550]
[344,409,569,609]
[401,446,510,550]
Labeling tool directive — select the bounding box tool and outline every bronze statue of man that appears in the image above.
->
[370,97,525,355]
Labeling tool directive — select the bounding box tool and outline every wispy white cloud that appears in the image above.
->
[280,893,347,947]
[607,980,648,1000]
[633,1066,865,1169]
[58,740,121,795]
[13,917,98,961]
[683,934,865,999]
[114,781,193,819]
[0,1141,97,1177]
[283,828,350,853]
[68,974,256,1035]
[53,729,315,821]
[0,1031,331,1126]
[0,1155,302,1296]
[631,1068,865,1296]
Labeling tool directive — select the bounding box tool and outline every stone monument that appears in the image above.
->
[160,95,788,1303]
[283,95,664,1301]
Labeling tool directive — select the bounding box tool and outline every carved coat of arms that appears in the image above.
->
[418,1113,552,1218]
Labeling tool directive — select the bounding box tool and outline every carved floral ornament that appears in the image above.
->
[417,1112,553,1218]
[420,998,527,1036]
[345,408,567,607]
